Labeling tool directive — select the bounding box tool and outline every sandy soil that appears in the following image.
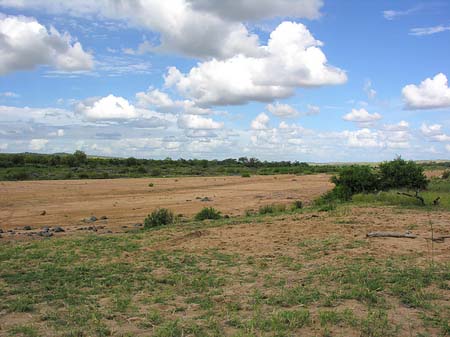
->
[0,174,332,234]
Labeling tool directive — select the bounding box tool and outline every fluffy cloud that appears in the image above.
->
[136,89,212,115]
[29,138,49,151]
[75,95,139,121]
[251,113,270,130]
[420,123,450,142]
[0,14,93,75]
[0,0,323,59]
[0,0,312,58]
[402,73,450,110]
[267,103,299,118]
[165,22,347,106]
[342,129,382,148]
[343,108,382,126]
[188,0,322,21]
[177,114,223,130]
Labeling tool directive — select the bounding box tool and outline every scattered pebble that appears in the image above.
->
[23,226,32,231]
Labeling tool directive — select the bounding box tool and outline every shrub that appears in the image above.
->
[319,158,429,203]
[378,157,428,190]
[259,204,286,215]
[148,183,154,187]
[195,207,222,221]
[331,165,379,199]
[144,208,174,228]
[241,172,251,178]
[291,200,303,210]
[442,170,450,180]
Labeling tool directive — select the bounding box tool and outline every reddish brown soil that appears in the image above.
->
[0,174,332,234]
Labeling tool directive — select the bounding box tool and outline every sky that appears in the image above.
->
[0,0,450,162]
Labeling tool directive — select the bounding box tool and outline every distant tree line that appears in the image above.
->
[0,151,342,181]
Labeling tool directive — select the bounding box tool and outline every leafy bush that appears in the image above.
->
[241,172,251,178]
[442,170,450,180]
[144,208,175,228]
[259,204,286,215]
[379,158,428,190]
[320,158,428,203]
[195,207,222,221]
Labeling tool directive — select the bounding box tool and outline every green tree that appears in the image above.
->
[379,157,428,190]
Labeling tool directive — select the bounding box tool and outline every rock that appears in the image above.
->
[89,216,98,222]
[0,228,3,233]
[40,210,46,216]
[23,226,32,231]
[106,230,113,233]
[42,226,50,232]
[52,226,65,233]
[122,225,128,228]
[100,216,108,220]
[38,231,53,237]
[134,223,143,227]
[201,197,212,202]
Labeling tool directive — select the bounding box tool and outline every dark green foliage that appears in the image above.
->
[442,170,450,180]
[195,207,222,221]
[321,158,428,203]
[0,152,342,181]
[144,208,175,228]
[241,172,251,177]
[379,157,428,190]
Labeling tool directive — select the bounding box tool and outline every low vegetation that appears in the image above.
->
[143,208,175,228]
[195,207,222,221]
[0,151,343,181]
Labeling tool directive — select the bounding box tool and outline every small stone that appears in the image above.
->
[106,230,113,233]
[40,210,46,216]
[134,223,143,227]
[42,226,50,232]
[38,231,53,237]
[89,216,97,222]
[0,228,3,233]
[23,226,32,231]
[100,216,108,220]
[52,226,65,233]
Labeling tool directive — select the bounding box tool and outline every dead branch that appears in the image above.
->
[366,231,418,239]
[397,190,425,205]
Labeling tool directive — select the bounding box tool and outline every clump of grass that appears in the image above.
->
[148,183,154,187]
[195,207,222,221]
[291,200,303,210]
[144,208,175,228]
[259,204,286,215]
[241,172,251,178]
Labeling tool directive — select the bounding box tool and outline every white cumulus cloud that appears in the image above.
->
[178,114,223,130]
[267,102,299,118]
[165,21,347,106]
[402,73,450,110]
[0,0,323,60]
[0,13,93,75]
[343,108,382,126]
[75,95,139,121]
[251,113,270,130]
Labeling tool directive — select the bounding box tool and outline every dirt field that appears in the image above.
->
[0,174,332,234]
[1,174,449,336]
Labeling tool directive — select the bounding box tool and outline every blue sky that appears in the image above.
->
[0,0,449,162]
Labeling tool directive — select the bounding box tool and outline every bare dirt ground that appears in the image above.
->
[0,174,332,234]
